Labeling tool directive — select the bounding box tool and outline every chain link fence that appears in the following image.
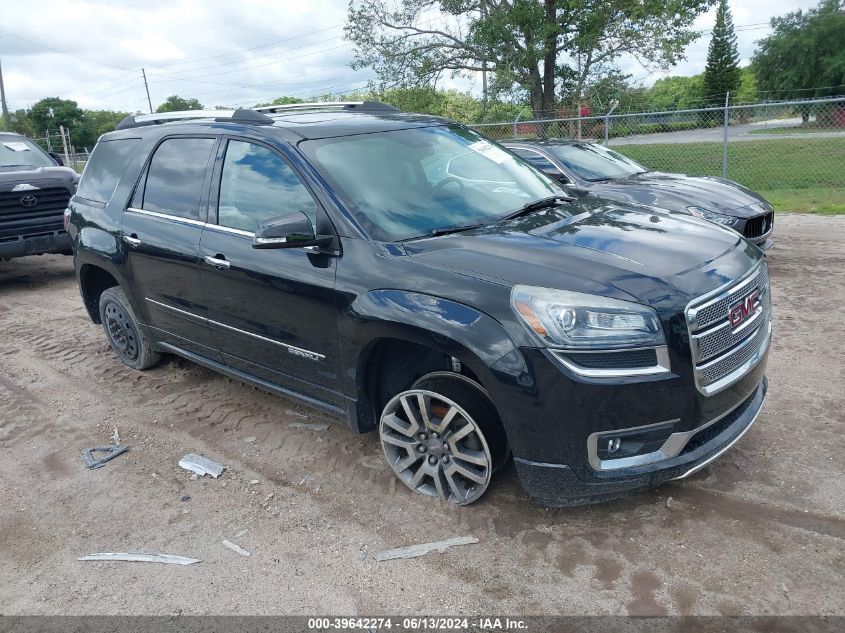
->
[470,97,845,212]
[32,130,89,173]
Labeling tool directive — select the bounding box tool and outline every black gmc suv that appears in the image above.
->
[1,132,77,260]
[67,103,771,506]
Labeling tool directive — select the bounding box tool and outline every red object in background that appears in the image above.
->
[833,105,845,127]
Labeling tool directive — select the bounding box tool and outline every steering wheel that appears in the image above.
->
[434,176,465,192]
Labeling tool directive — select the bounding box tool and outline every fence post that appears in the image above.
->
[722,91,730,178]
[59,125,71,168]
[512,112,521,139]
[604,101,619,145]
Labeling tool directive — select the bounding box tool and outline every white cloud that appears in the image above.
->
[0,0,823,113]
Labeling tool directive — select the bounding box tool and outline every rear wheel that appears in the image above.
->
[98,287,160,370]
[379,372,507,505]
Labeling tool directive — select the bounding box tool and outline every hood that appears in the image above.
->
[0,165,79,192]
[403,199,760,311]
[588,172,769,218]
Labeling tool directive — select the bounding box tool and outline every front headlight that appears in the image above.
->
[511,286,665,350]
[686,206,738,226]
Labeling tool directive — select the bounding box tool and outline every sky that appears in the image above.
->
[0,0,821,114]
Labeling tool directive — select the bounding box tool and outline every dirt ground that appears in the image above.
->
[0,214,842,616]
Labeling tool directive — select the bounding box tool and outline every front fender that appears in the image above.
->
[347,289,516,365]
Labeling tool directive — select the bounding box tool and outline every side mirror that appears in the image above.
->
[49,152,64,166]
[252,211,333,250]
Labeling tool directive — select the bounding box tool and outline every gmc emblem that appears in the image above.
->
[728,290,760,328]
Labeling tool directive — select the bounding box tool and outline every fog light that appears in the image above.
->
[595,422,675,462]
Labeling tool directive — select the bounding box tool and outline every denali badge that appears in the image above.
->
[728,289,759,328]
[287,347,322,362]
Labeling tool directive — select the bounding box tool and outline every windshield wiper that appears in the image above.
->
[497,194,572,223]
[429,222,487,237]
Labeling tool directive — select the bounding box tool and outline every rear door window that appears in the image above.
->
[76,138,141,203]
[141,138,215,220]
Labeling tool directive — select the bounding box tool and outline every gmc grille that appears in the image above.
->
[686,263,772,395]
[743,211,774,239]
[0,187,71,235]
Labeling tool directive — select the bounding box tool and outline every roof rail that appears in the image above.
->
[254,100,401,114]
[115,108,274,130]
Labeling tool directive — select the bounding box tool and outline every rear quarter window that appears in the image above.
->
[76,138,141,203]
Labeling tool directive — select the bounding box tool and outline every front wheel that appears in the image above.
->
[379,373,507,505]
[98,287,160,370]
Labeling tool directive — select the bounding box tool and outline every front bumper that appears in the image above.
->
[0,229,71,259]
[512,377,767,506]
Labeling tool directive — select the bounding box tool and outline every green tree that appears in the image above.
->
[702,0,741,106]
[29,97,84,136]
[74,110,129,150]
[752,0,845,100]
[644,74,705,109]
[9,109,35,137]
[346,0,716,118]
[156,95,204,113]
[735,67,758,104]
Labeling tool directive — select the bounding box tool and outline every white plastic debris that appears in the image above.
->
[179,453,225,478]
[78,552,200,565]
[373,536,478,561]
[222,540,250,557]
[290,422,330,431]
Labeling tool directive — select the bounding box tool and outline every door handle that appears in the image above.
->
[123,234,141,247]
[204,254,231,270]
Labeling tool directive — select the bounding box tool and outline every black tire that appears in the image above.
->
[98,287,160,370]
[412,372,510,472]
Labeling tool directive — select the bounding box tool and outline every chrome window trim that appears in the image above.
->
[204,223,254,238]
[126,206,206,228]
[550,345,671,378]
[587,381,763,471]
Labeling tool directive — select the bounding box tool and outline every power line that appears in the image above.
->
[0,30,131,71]
[148,35,347,79]
[146,24,343,70]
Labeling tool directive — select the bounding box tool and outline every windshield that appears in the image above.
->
[301,125,560,241]
[546,143,647,181]
[0,137,56,168]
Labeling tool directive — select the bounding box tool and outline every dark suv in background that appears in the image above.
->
[1,132,78,260]
[504,139,774,250]
[67,103,771,506]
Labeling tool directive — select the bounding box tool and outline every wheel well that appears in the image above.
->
[80,265,119,323]
[357,338,481,432]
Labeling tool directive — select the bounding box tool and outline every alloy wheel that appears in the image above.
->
[379,389,492,505]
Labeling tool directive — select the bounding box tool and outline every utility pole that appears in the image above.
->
[480,1,488,120]
[0,57,10,132]
[142,68,153,114]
